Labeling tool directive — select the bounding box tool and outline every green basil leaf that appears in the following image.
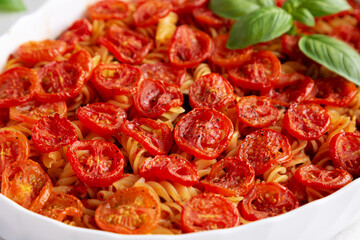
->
[255,0,275,7]
[0,0,26,11]
[292,8,315,27]
[299,34,360,85]
[300,0,351,17]
[227,7,293,49]
[282,0,303,12]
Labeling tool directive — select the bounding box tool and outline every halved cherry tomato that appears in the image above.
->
[36,61,85,102]
[305,77,357,107]
[169,25,213,68]
[59,18,92,50]
[133,78,183,118]
[68,49,94,82]
[210,34,253,69]
[0,129,30,178]
[171,0,208,13]
[120,118,173,156]
[181,193,240,233]
[202,157,255,197]
[88,0,129,20]
[77,102,126,136]
[9,100,67,124]
[32,114,78,153]
[189,73,235,110]
[284,103,330,140]
[330,132,360,177]
[174,108,234,160]
[17,40,67,64]
[90,63,142,97]
[67,140,125,187]
[228,50,281,90]
[0,108,9,123]
[238,129,292,175]
[285,175,308,205]
[0,67,38,108]
[98,25,154,65]
[236,96,279,128]
[133,0,172,27]
[330,25,360,52]
[139,155,199,186]
[294,165,352,190]
[39,192,84,221]
[1,159,52,213]
[239,182,299,221]
[140,63,186,86]
[193,7,227,28]
[281,35,304,60]
[95,186,160,234]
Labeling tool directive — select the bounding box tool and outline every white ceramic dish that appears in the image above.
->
[1,0,360,239]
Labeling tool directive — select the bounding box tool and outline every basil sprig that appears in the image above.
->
[209,0,360,85]
[0,0,26,11]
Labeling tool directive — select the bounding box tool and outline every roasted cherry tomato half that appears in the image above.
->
[294,165,352,190]
[0,67,38,108]
[39,192,84,221]
[77,102,126,136]
[90,63,142,97]
[285,175,307,205]
[181,193,240,233]
[36,61,85,103]
[193,7,227,28]
[139,155,199,186]
[98,25,154,65]
[202,157,255,197]
[68,49,94,82]
[133,0,172,27]
[330,132,360,177]
[95,186,160,234]
[228,50,281,91]
[9,100,67,124]
[59,18,93,50]
[189,73,235,110]
[174,108,234,160]
[1,159,52,213]
[169,25,213,68]
[330,25,360,52]
[284,103,330,140]
[121,118,173,156]
[239,182,299,221]
[281,35,304,60]
[171,0,208,13]
[306,77,357,107]
[0,108,8,123]
[236,96,279,128]
[238,129,292,175]
[140,63,186,86]
[17,40,67,64]
[210,34,253,69]
[88,0,129,20]
[67,140,125,187]
[32,114,78,153]
[133,78,183,118]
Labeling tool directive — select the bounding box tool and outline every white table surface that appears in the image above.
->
[0,0,359,239]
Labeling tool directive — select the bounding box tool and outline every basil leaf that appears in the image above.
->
[292,8,315,27]
[300,0,351,17]
[299,34,360,85]
[227,7,293,49]
[209,0,273,19]
[282,0,303,12]
[0,0,26,11]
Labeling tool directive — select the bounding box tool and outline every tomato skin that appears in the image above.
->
[32,114,78,153]
[0,67,38,108]
[192,7,227,28]
[133,78,183,118]
[174,108,234,160]
[68,49,94,82]
[181,193,240,233]
[140,63,186,86]
[133,0,172,27]
[228,50,281,91]
[95,186,160,234]
[189,73,235,110]
[239,182,299,221]
[210,34,253,69]
[283,103,330,140]
[1,159,53,213]
[238,129,292,175]
[294,165,352,190]
[330,132,360,177]
[98,25,154,65]
[169,25,213,68]
[59,18,92,50]
[202,157,255,197]
[121,118,173,156]
[88,0,129,20]
[17,40,67,64]
[67,140,125,187]
[236,96,279,128]
[171,0,208,13]
[330,25,360,52]
[77,102,126,136]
